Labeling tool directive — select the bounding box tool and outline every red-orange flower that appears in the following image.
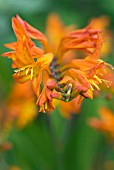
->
[37,79,61,113]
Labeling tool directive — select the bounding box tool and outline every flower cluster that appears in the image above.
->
[2,14,113,113]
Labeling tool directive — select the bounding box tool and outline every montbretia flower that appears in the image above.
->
[2,14,113,113]
[88,107,114,139]
[2,17,53,83]
[89,15,112,57]
[37,79,63,113]
[59,34,113,103]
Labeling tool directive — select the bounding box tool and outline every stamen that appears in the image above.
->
[91,81,100,90]
[105,62,114,70]
[14,69,20,73]
[99,73,103,76]
[90,85,94,91]
[101,79,112,88]
[26,68,29,75]
[93,75,102,83]
[30,67,34,80]
[65,83,72,102]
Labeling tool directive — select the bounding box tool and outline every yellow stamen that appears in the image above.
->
[93,75,102,83]
[26,68,29,75]
[91,81,100,90]
[101,79,112,88]
[30,67,34,80]
[90,85,94,91]
[44,102,48,110]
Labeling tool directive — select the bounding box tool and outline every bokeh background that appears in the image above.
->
[0,0,114,170]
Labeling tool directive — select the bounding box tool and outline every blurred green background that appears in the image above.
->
[0,0,114,170]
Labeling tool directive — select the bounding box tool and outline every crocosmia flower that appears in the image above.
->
[2,14,113,113]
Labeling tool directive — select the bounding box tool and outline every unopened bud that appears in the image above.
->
[47,80,58,89]
[51,92,63,100]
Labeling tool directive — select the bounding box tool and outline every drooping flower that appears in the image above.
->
[2,14,113,114]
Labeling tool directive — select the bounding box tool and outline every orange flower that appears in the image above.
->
[16,14,48,49]
[2,17,53,84]
[88,107,114,138]
[46,13,75,53]
[6,81,38,128]
[2,14,113,114]
[45,13,77,66]
[37,79,63,113]
[61,59,111,99]
[59,34,112,102]
[57,24,102,61]
[89,16,112,57]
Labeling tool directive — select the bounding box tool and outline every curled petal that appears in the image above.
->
[47,80,58,89]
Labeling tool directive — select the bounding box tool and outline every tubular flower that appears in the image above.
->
[2,17,53,83]
[2,14,113,113]
[59,34,113,102]
[88,107,114,138]
[46,13,78,65]
[89,16,112,57]
[37,79,63,113]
